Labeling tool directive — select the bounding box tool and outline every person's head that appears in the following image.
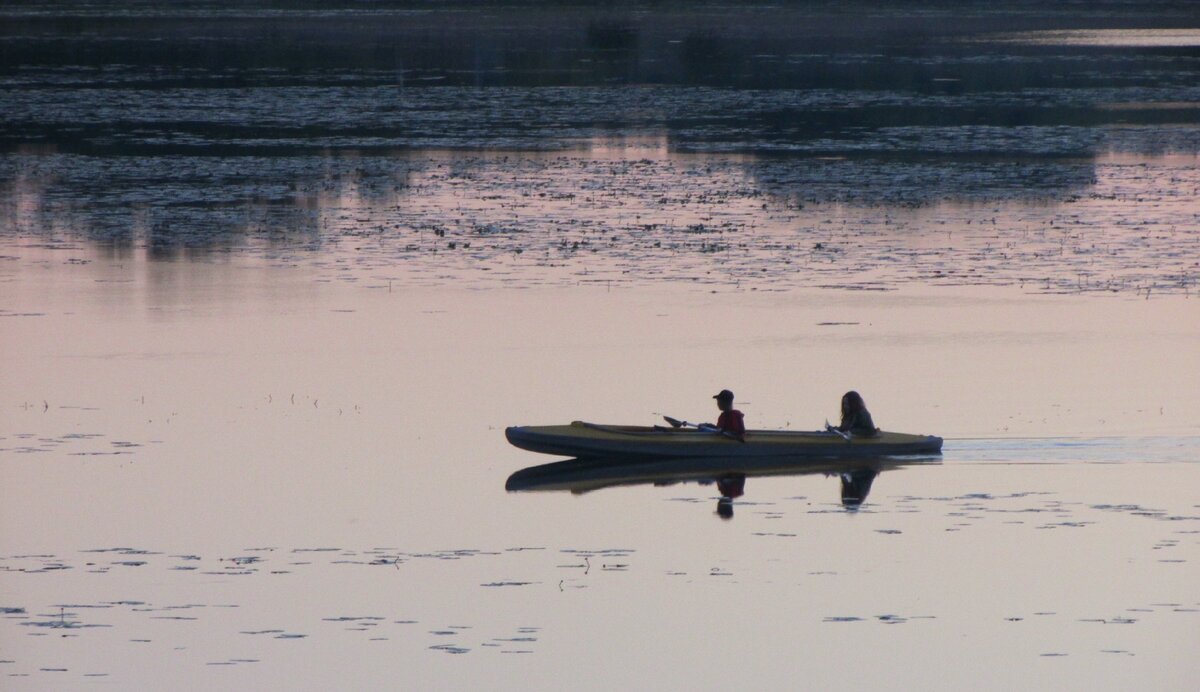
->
[716,497,734,520]
[714,389,734,412]
[841,390,865,417]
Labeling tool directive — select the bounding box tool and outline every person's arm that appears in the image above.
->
[727,411,746,441]
[858,410,879,435]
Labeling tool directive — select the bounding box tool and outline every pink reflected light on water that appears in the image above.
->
[2,147,1199,689]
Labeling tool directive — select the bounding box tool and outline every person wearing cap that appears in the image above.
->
[713,389,746,441]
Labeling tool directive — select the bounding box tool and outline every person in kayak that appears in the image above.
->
[713,389,746,441]
[833,390,879,437]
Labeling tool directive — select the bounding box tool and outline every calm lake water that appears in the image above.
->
[2,2,1199,689]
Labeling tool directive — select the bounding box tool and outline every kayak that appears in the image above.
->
[505,421,942,460]
[505,454,939,493]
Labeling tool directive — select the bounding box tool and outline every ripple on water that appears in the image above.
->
[4,149,1198,296]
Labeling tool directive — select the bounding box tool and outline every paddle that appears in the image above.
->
[663,415,710,430]
[662,416,744,442]
[825,420,852,441]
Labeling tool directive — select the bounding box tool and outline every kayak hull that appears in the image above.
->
[505,422,942,460]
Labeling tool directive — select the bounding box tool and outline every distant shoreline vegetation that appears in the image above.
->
[2,0,1197,292]
[3,0,1197,83]
[1,0,1198,14]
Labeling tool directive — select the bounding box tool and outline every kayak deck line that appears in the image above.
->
[574,420,846,440]
[574,420,848,439]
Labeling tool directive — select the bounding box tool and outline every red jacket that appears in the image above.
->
[717,410,745,436]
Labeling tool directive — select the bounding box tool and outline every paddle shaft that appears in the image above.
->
[824,420,852,441]
[666,415,849,443]
[663,415,744,442]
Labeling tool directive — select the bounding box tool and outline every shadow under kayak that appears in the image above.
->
[505,421,942,460]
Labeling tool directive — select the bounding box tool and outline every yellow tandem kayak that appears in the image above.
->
[505,421,942,460]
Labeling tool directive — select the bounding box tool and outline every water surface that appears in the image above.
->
[2,2,1199,689]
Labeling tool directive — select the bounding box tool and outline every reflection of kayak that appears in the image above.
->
[505,421,942,461]
[505,454,938,493]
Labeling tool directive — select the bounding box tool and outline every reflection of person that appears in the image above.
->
[717,474,745,499]
[713,389,746,440]
[715,474,745,520]
[835,390,878,437]
[840,469,877,508]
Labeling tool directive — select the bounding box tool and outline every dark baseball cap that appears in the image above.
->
[713,389,734,401]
